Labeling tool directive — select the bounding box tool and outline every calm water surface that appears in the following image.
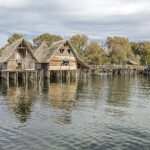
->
[0,75,150,150]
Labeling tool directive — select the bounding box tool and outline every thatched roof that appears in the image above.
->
[34,41,50,63]
[0,38,38,63]
[34,40,89,69]
[127,60,138,65]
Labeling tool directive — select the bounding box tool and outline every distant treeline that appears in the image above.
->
[0,33,150,65]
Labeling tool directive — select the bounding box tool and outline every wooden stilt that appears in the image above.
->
[6,72,9,87]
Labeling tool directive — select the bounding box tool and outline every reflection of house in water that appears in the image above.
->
[2,82,37,123]
[48,82,77,124]
[49,82,77,110]
[0,78,78,124]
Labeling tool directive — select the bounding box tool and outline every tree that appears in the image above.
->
[84,41,103,65]
[70,34,88,58]
[8,33,23,44]
[131,42,150,65]
[107,37,137,64]
[0,33,23,51]
[33,33,62,47]
[141,48,150,65]
[0,33,35,51]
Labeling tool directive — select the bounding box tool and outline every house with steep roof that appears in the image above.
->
[0,37,38,71]
[34,40,89,78]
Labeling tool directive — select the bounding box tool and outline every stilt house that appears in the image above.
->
[34,40,89,77]
[0,38,38,71]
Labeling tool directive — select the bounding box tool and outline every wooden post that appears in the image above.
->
[16,72,18,86]
[47,71,50,80]
[35,71,38,81]
[67,71,70,83]
[22,72,26,84]
[6,72,9,87]
[60,70,62,80]
[75,70,78,82]
[49,71,51,81]
[6,72,9,81]
[25,71,28,82]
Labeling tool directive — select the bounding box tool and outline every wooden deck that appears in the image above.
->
[89,65,145,75]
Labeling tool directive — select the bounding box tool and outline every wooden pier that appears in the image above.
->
[90,65,145,75]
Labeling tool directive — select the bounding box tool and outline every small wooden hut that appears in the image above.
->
[34,40,89,78]
[0,37,38,80]
[0,37,38,71]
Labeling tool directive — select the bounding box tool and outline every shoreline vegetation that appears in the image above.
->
[0,33,150,67]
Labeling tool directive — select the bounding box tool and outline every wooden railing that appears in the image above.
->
[89,65,145,70]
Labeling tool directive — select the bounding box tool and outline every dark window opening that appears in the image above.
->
[61,61,69,66]
[64,43,67,47]
[60,49,64,53]
[68,49,71,54]
[16,62,22,69]
[18,49,26,57]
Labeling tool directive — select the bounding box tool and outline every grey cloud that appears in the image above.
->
[0,0,150,47]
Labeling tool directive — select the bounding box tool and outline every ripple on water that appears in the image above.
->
[0,76,150,150]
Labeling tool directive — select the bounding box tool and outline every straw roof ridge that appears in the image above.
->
[34,41,50,63]
[48,40,89,69]
[0,37,38,63]
[34,39,89,69]
[66,40,90,69]
[0,38,22,63]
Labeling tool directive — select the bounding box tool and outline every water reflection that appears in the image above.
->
[106,76,132,107]
[0,80,37,123]
[0,79,78,124]
[104,76,134,117]
[0,76,150,150]
[49,81,77,110]
[0,76,150,123]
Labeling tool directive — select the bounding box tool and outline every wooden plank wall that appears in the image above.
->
[49,43,77,71]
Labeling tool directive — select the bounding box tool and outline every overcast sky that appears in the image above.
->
[0,0,150,47]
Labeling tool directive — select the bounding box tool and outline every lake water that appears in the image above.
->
[0,75,150,150]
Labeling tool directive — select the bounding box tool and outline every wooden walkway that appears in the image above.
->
[89,65,145,75]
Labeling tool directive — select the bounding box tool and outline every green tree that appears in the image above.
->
[84,41,103,65]
[0,33,35,52]
[141,48,150,65]
[0,33,23,52]
[70,34,88,58]
[107,37,137,64]
[33,33,62,47]
[131,42,150,65]
[8,33,23,44]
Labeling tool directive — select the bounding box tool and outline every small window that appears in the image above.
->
[61,61,69,66]
[68,49,71,54]
[16,62,22,69]
[60,49,64,53]
[64,43,67,47]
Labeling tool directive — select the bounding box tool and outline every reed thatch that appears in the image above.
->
[34,41,50,63]
[0,37,38,63]
[34,40,89,69]
[127,60,138,65]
